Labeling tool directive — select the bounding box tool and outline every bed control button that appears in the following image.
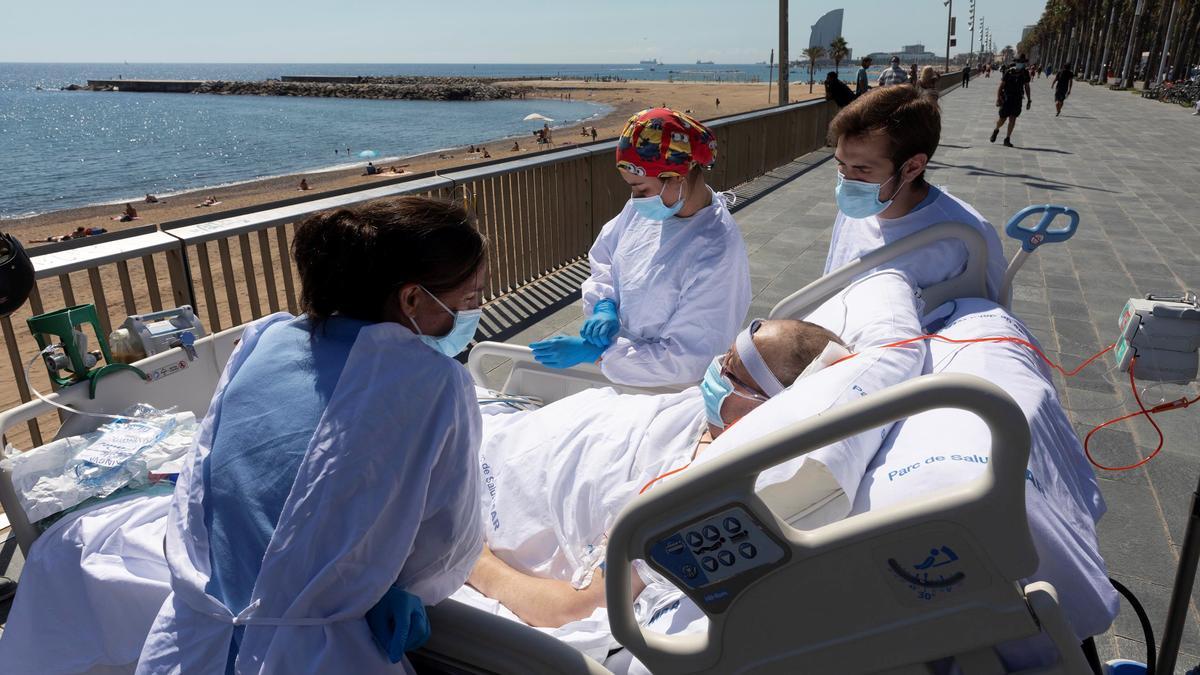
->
[702,525,720,541]
[717,550,736,566]
[723,517,742,534]
[682,564,699,579]
[701,556,719,572]
[739,542,757,559]
[665,538,685,555]
[686,531,704,548]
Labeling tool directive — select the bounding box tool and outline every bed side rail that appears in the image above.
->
[604,373,1055,674]
[769,221,989,320]
[467,341,680,404]
[414,599,613,675]
[0,325,244,554]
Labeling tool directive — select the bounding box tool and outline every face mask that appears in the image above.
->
[408,286,482,357]
[631,179,685,221]
[700,355,767,429]
[835,170,904,219]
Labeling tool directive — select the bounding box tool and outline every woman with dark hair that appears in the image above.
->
[138,196,489,673]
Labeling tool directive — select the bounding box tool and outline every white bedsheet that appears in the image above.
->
[850,299,1118,667]
[0,491,174,674]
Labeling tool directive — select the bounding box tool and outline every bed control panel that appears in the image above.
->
[645,504,788,613]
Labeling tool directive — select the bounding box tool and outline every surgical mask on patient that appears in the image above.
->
[408,286,482,357]
[700,355,766,429]
[835,171,903,219]
[631,179,686,221]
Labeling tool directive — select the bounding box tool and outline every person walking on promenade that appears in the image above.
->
[963,63,971,88]
[1052,63,1074,117]
[878,56,908,87]
[990,54,1032,147]
[856,56,873,96]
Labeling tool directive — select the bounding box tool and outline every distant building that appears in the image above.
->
[1021,25,1035,42]
[901,44,926,55]
[867,46,941,65]
[810,9,844,50]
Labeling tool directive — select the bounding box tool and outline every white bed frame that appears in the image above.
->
[0,216,1089,673]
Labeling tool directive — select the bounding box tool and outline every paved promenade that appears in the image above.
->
[496,74,1200,669]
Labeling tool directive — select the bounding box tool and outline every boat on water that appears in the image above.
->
[695,60,714,65]
[639,58,659,65]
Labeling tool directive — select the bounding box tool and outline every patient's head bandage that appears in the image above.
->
[736,319,786,397]
[797,341,854,380]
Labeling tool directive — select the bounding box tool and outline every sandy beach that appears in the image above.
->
[5,80,825,245]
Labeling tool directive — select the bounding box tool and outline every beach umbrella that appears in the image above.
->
[358,150,378,159]
[523,113,554,122]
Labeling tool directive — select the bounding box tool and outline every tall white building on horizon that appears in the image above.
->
[809,9,844,51]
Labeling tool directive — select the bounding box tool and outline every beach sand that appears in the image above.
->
[5,80,826,244]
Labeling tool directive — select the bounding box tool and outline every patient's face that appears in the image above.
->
[708,344,769,438]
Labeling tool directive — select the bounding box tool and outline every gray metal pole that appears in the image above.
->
[778,0,789,105]
[969,1,975,67]
[1157,0,1180,82]
[1121,0,1148,88]
[946,0,953,73]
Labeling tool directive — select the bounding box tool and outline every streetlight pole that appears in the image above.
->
[944,0,953,73]
[969,0,976,68]
[779,0,789,105]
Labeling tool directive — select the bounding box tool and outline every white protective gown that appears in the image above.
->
[582,191,750,387]
[136,313,483,675]
[823,186,1009,301]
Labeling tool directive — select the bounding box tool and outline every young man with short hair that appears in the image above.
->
[825,85,1008,301]
[1052,63,1074,116]
[991,53,1032,147]
[856,56,873,96]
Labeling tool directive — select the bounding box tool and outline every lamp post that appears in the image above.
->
[944,0,953,73]
[969,0,976,68]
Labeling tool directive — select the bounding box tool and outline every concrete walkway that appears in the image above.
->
[496,75,1200,670]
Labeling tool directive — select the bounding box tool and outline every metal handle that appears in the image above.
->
[465,341,536,389]
[1005,204,1079,253]
[604,373,1032,673]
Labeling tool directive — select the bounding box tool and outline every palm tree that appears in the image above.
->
[803,46,826,93]
[829,36,850,74]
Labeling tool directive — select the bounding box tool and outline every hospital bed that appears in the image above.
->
[0,207,1088,673]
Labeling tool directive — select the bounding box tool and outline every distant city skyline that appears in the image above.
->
[1,0,1048,64]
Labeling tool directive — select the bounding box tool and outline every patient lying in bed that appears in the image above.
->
[466,318,844,629]
[453,269,930,661]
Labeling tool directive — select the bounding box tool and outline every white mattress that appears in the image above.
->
[851,298,1118,666]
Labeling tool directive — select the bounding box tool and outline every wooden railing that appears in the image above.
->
[0,93,859,447]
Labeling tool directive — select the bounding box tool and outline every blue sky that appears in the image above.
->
[1,0,1047,63]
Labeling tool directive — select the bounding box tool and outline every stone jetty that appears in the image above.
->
[75,76,527,101]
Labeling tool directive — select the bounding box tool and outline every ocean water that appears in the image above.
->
[0,62,859,219]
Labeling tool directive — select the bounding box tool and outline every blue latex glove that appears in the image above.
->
[580,298,620,347]
[366,586,430,663]
[529,335,606,369]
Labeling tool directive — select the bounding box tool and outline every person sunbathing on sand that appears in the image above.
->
[298,178,310,191]
[196,196,220,208]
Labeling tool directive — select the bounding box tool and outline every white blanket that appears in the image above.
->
[0,491,174,674]
[850,299,1118,667]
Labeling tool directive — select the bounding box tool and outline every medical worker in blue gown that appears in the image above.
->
[529,108,751,388]
[137,197,487,674]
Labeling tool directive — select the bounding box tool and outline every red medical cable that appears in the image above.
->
[1084,357,1200,471]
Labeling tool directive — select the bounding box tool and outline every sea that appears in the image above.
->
[0,62,859,219]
